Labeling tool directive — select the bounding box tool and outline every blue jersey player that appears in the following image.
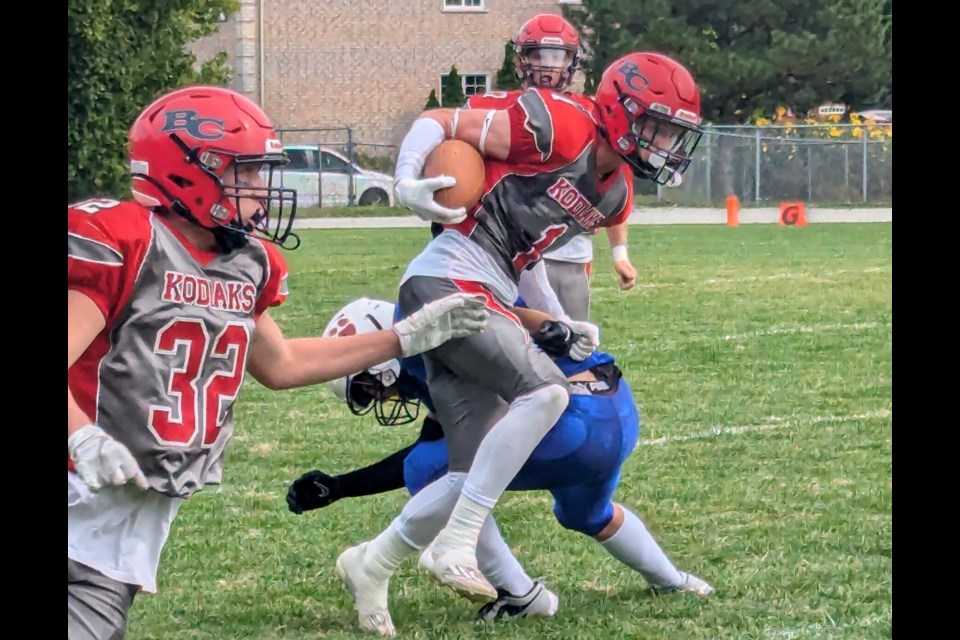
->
[288,297,713,636]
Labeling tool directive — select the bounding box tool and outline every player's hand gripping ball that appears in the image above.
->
[423,140,486,210]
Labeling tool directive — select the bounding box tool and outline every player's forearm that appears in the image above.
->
[394,115,448,182]
[517,261,568,321]
[606,221,629,259]
[395,109,509,183]
[261,331,402,390]
[335,443,417,498]
[514,307,554,334]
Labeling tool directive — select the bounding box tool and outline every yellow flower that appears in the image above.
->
[828,127,842,138]
[852,127,863,138]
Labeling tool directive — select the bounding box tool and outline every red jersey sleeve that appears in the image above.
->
[600,166,636,228]
[254,241,289,321]
[506,88,597,169]
[67,199,152,326]
[464,90,521,110]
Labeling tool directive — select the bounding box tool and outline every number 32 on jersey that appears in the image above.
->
[147,319,250,448]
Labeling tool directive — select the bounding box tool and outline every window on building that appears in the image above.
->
[439,73,490,104]
[443,0,485,12]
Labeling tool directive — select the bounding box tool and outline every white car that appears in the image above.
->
[271,144,396,208]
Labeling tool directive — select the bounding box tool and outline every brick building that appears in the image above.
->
[190,0,584,152]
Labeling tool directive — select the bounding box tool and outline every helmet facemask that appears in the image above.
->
[167,132,301,251]
[345,369,421,427]
[612,82,703,184]
[517,46,578,90]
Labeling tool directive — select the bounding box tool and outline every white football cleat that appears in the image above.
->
[335,543,396,636]
[418,542,497,602]
[651,571,715,598]
[477,581,560,621]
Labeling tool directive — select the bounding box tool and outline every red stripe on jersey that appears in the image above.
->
[449,279,523,332]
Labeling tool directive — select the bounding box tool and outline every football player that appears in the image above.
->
[388,51,704,602]
[287,297,712,635]
[68,85,489,639]
[429,13,640,321]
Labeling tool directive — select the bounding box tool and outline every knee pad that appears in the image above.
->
[519,383,570,417]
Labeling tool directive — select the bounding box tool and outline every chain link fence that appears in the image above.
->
[662,124,893,206]
[275,124,892,208]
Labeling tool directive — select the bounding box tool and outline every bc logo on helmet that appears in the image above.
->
[160,110,226,141]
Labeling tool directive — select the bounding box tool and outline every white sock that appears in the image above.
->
[436,384,569,555]
[477,516,534,595]
[362,473,467,581]
[394,472,466,549]
[363,521,416,583]
[598,506,683,588]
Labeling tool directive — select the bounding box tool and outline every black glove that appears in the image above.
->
[531,320,576,358]
[286,470,343,514]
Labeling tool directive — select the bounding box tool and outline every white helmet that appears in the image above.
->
[323,297,421,425]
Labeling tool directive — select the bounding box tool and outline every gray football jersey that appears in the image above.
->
[68,200,288,498]
[445,88,632,282]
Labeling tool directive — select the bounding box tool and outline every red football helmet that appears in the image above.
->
[594,52,703,184]
[513,13,581,90]
[128,85,299,250]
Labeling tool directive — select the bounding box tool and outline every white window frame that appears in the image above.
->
[438,72,491,106]
[442,0,486,13]
[558,0,583,5]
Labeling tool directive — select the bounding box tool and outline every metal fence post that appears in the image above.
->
[705,128,713,204]
[347,127,356,207]
[754,128,761,202]
[844,144,850,190]
[807,145,813,202]
[861,130,869,203]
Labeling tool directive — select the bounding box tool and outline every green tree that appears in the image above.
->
[68,0,238,202]
[495,41,522,90]
[424,89,441,109]
[441,65,466,107]
[563,0,892,122]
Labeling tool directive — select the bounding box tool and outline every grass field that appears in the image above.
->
[126,223,892,640]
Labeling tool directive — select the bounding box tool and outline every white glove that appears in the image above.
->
[68,424,149,492]
[392,293,490,357]
[565,320,600,361]
[394,176,467,224]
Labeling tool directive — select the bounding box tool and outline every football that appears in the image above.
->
[423,139,486,210]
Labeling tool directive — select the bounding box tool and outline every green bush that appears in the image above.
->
[495,41,522,90]
[67,0,238,203]
[441,66,465,107]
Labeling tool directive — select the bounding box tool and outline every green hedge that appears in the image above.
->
[67,0,238,203]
